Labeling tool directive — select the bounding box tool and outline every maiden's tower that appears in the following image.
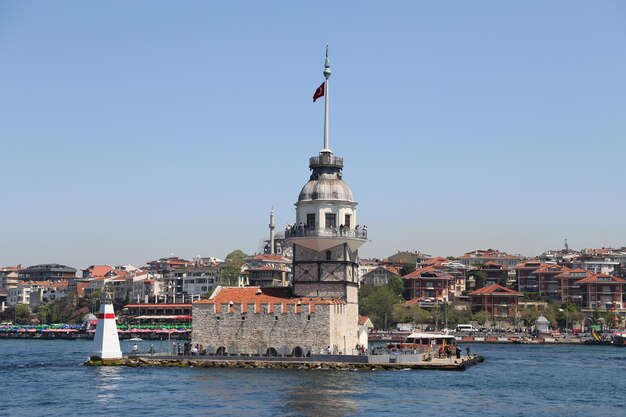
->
[192,47,368,356]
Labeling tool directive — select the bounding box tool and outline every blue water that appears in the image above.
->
[0,340,624,416]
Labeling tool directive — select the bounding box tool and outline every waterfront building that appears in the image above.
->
[193,47,367,355]
[514,260,545,293]
[241,254,291,287]
[146,256,191,302]
[402,266,455,305]
[457,249,523,269]
[555,268,593,305]
[7,281,69,308]
[387,251,432,265]
[0,266,20,293]
[532,264,570,301]
[577,273,626,311]
[361,265,400,287]
[82,265,114,278]
[131,275,162,303]
[182,263,220,296]
[18,264,77,282]
[468,284,523,320]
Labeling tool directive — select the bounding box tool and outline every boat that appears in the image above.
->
[127,337,143,342]
[404,332,457,349]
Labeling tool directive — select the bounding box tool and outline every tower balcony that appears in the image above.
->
[285,226,367,252]
[309,154,343,169]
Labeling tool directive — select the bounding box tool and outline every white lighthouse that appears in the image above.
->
[92,293,122,359]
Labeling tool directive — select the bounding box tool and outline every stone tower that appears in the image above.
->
[286,46,367,305]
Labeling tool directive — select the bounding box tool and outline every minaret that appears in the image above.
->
[269,209,275,255]
[286,46,367,304]
[92,292,122,359]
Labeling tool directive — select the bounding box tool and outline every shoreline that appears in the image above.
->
[85,354,485,371]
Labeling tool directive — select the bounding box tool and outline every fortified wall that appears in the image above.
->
[192,287,358,355]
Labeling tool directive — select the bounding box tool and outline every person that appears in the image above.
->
[172,341,177,355]
[438,346,444,358]
[455,346,461,359]
[149,344,155,354]
[132,343,138,353]
[466,346,471,357]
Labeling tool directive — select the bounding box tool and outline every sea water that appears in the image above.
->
[0,339,624,416]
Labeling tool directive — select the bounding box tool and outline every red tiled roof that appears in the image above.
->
[468,284,522,296]
[555,269,593,278]
[85,265,113,278]
[193,286,345,312]
[124,303,192,308]
[576,274,626,284]
[358,315,373,326]
[247,254,289,262]
[402,266,437,279]
[532,265,569,274]
[514,261,544,269]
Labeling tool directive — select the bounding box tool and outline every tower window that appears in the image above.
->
[307,213,316,227]
[325,213,336,228]
[344,214,351,229]
[326,251,332,261]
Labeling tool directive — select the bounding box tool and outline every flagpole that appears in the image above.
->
[322,45,331,152]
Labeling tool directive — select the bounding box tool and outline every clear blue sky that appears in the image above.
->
[2,1,625,268]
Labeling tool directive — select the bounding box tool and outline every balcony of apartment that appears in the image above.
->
[285,226,367,252]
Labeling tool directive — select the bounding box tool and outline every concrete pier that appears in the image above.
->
[85,354,484,371]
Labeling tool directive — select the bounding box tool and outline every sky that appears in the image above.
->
[1,1,626,269]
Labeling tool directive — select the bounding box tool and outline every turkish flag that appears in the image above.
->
[313,82,325,102]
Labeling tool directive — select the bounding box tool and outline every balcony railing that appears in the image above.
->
[285,227,367,240]
[309,154,343,168]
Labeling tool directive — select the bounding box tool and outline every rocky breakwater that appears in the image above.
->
[85,355,484,371]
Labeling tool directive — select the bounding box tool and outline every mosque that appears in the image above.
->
[192,48,368,356]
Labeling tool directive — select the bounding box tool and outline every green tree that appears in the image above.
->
[406,306,432,326]
[520,306,540,329]
[468,269,487,289]
[359,285,400,330]
[0,306,15,323]
[387,275,405,296]
[219,250,248,286]
[399,263,416,277]
[35,302,52,324]
[14,304,32,325]
[472,310,488,326]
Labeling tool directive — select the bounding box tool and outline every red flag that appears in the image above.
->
[313,82,325,102]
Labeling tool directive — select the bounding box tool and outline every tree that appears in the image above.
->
[14,304,32,325]
[399,263,416,277]
[472,310,488,326]
[468,269,487,289]
[359,285,400,330]
[520,306,540,329]
[387,275,405,296]
[219,250,248,286]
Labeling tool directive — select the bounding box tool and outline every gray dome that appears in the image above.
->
[298,175,354,202]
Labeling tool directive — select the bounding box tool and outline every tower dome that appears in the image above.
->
[297,152,354,203]
[298,177,354,202]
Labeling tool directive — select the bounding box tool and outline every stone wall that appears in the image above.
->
[192,302,332,355]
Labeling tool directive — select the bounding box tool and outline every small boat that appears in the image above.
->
[613,334,626,347]
[127,337,143,342]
